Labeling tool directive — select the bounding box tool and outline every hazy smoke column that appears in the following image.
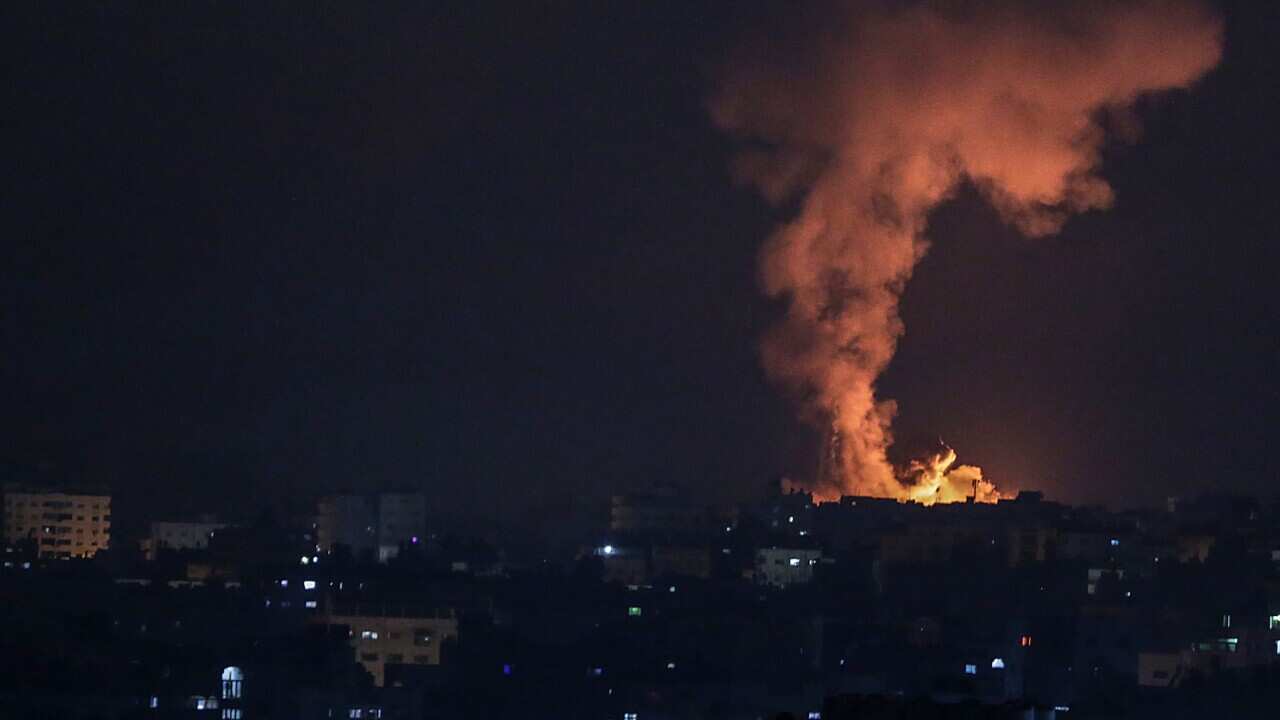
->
[711,1,1222,500]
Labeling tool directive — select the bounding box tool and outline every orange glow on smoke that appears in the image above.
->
[808,443,1009,505]
[712,1,1222,501]
[899,446,1007,506]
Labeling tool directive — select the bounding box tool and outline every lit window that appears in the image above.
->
[305,600,317,609]
[1223,614,1231,628]
[1110,539,1119,547]
[220,667,243,699]
[964,663,977,674]
[628,606,642,617]
[300,555,310,565]
[808,714,821,720]
[350,710,363,719]
[502,663,512,675]
[278,579,288,588]
[361,630,379,640]
[1269,614,1280,630]
[1020,635,1033,647]
[624,714,638,720]
[222,711,242,719]
[150,696,159,709]
[991,658,1005,669]
[666,662,676,669]
[303,580,317,590]
[789,558,801,567]
[602,545,615,556]
[788,516,794,523]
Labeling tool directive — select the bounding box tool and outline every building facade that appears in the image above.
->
[145,519,227,560]
[2,485,111,559]
[316,492,426,563]
[376,492,426,563]
[316,495,377,559]
[319,607,457,686]
[754,547,823,587]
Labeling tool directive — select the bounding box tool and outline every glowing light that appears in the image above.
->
[992,658,1005,669]
[712,0,1221,504]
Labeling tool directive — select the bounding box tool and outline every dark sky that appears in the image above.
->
[3,2,1278,540]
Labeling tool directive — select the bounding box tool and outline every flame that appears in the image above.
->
[711,1,1222,505]
[809,442,1008,505]
[899,446,1006,506]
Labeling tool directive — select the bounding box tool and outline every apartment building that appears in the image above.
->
[3,485,111,559]
[316,492,426,563]
[143,518,227,560]
[319,606,457,686]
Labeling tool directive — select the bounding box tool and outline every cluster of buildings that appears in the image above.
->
[3,479,1280,718]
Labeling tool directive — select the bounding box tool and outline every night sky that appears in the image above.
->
[4,2,1278,541]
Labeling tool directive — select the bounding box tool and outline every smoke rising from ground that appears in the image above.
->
[711,1,1222,500]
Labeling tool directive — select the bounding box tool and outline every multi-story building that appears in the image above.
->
[318,607,457,686]
[754,547,823,587]
[316,492,426,563]
[315,495,377,559]
[2,485,111,559]
[143,518,227,560]
[375,493,426,563]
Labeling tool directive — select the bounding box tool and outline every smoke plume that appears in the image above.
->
[711,0,1222,500]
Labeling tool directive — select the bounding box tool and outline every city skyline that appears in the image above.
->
[4,1,1278,538]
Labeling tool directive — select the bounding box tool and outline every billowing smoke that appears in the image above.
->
[712,0,1222,501]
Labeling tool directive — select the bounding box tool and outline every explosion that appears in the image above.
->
[899,445,1003,505]
[711,0,1222,501]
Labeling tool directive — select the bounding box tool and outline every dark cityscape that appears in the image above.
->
[3,1,1280,718]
